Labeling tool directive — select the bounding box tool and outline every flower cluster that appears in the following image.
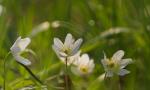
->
[10,33,133,77]
[52,33,95,76]
[52,33,133,77]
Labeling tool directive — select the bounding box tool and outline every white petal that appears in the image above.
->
[71,66,80,76]
[88,59,94,67]
[71,38,83,55]
[112,50,124,61]
[52,45,60,56]
[14,55,31,66]
[68,51,81,66]
[98,73,105,81]
[81,54,89,61]
[79,54,90,65]
[54,38,64,49]
[10,37,31,54]
[101,59,107,66]
[10,37,22,53]
[103,52,107,60]
[59,52,68,57]
[120,58,132,69]
[118,69,130,76]
[64,33,74,48]
[88,59,95,72]
[101,59,109,70]
[18,37,31,51]
[106,71,113,77]
[52,45,67,63]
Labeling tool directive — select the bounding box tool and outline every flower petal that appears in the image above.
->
[10,37,22,53]
[98,73,105,81]
[52,45,66,63]
[118,69,130,76]
[88,59,95,72]
[112,50,124,61]
[54,38,64,50]
[103,51,107,60]
[71,66,80,76]
[59,52,68,57]
[88,59,94,68]
[52,45,60,56]
[79,54,90,65]
[68,51,81,66]
[71,38,83,55]
[18,37,31,51]
[64,33,74,48]
[81,54,89,61]
[120,58,132,69]
[14,55,31,66]
[106,71,113,77]
[101,52,108,67]
[101,59,109,70]
[10,37,31,54]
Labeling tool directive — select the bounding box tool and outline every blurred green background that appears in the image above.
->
[0,0,150,90]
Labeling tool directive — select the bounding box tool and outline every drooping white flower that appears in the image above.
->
[71,54,95,76]
[101,50,133,77]
[52,33,83,65]
[10,36,31,66]
[51,20,60,28]
[30,21,50,37]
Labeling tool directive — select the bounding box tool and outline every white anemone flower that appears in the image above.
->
[10,36,31,66]
[52,33,83,65]
[101,50,133,77]
[71,54,95,76]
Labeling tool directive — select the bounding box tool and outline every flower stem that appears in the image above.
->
[118,77,123,90]
[18,62,43,85]
[104,73,107,80]
[65,57,69,90]
[3,52,11,90]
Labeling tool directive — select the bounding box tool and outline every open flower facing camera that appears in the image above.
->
[101,50,133,77]
[52,33,83,65]
[71,54,95,76]
[10,36,31,66]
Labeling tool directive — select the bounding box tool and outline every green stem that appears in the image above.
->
[118,77,123,90]
[65,57,69,90]
[3,52,11,90]
[104,73,107,80]
[18,62,43,85]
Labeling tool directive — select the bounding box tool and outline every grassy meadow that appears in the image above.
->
[0,0,150,90]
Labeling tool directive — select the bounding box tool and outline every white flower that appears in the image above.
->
[71,54,95,76]
[10,36,31,66]
[30,21,50,37]
[101,50,133,77]
[65,51,81,66]
[51,20,60,28]
[52,33,83,65]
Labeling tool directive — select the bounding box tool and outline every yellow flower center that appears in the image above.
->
[107,59,120,72]
[62,47,71,55]
[80,66,88,73]
[107,60,115,68]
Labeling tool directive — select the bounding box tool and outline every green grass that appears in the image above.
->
[0,0,150,89]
